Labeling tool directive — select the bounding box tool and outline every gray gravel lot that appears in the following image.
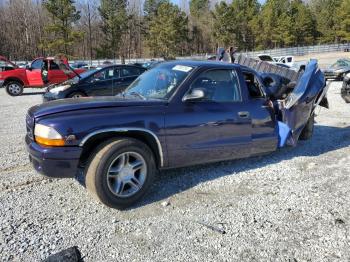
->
[0,82,349,262]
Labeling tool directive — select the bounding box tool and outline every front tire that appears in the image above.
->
[68,92,86,98]
[85,138,156,209]
[5,81,23,96]
[299,114,314,140]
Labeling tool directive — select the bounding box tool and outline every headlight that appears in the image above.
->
[346,72,350,78]
[34,124,65,146]
[335,69,346,74]
[49,85,71,94]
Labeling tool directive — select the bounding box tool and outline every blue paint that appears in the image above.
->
[277,121,291,148]
[25,60,326,178]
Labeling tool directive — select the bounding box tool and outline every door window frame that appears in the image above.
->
[30,59,43,70]
[183,68,243,103]
[242,70,266,99]
[86,67,115,83]
[121,66,142,78]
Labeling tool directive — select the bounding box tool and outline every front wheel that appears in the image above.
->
[85,138,156,209]
[68,92,86,98]
[5,81,24,96]
[299,114,314,140]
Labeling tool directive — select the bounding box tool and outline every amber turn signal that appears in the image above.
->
[35,136,65,147]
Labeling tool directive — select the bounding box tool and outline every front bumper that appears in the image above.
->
[324,71,345,80]
[42,92,62,102]
[0,80,4,88]
[26,135,82,178]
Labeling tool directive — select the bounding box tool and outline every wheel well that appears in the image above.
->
[4,77,24,86]
[79,131,162,169]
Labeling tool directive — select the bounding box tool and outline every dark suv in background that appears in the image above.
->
[43,64,146,101]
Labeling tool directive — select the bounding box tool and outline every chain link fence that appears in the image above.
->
[179,43,350,61]
[240,43,350,58]
[14,43,350,66]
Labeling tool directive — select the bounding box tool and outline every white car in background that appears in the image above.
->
[256,54,292,69]
[257,54,307,72]
[276,56,307,72]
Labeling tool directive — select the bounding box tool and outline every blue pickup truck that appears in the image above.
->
[26,60,327,209]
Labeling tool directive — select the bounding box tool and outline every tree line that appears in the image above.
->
[0,0,349,62]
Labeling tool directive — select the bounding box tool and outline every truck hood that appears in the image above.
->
[0,56,18,69]
[324,66,350,73]
[29,97,167,118]
[53,55,82,79]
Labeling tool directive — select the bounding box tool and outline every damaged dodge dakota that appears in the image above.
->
[25,60,328,209]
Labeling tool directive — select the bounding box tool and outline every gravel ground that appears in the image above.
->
[295,51,350,68]
[0,81,349,262]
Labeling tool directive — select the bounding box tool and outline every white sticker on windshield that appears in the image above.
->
[172,65,192,72]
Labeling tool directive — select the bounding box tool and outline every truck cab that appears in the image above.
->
[277,56,294,66]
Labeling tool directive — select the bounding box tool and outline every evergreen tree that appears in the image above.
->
[260,0,290,48]
[231,0,260,50]
[42,0,83,55]
[189,0,211,53]
[212,2,236,47]
[309,0,342,43]
[189,0,209,19]
[147,2,188,58]
[144,0,165,19]
[336,0,350,42]
[143,0,166,57]
[291,0,317,46]
[98,0,128,61]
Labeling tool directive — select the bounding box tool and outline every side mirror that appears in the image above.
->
[183,88,205,102]
[26,65,32,71]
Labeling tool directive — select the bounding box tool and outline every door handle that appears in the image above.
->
[238,111,250,118]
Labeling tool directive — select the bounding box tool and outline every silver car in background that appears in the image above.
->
[324,59,350,80]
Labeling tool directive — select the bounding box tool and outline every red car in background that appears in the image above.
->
[0,56,85,96]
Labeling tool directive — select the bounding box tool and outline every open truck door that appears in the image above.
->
[41,55,82,85]
[281,59,328,142]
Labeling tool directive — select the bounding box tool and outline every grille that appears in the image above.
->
[26,114,34,140]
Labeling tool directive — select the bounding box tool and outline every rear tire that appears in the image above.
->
[85,138,156,209]
[68,92,86,98]
[299,114,314,140]
[5,81,23,96]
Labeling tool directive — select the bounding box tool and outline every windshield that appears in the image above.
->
[331,60,350,68]
[66,69,98,84]
[123,64,194,100]
[0,61,15,71]
[259,55,274,62]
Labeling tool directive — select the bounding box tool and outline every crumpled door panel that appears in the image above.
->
[281,59,326,143]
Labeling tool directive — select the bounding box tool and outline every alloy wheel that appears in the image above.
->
[106,152,147,198]
[8,83,21,95]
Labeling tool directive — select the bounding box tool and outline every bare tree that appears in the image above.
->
[76,0,99,63]
[0,0,45,60]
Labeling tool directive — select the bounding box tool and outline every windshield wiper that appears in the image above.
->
[128,91,146,100]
